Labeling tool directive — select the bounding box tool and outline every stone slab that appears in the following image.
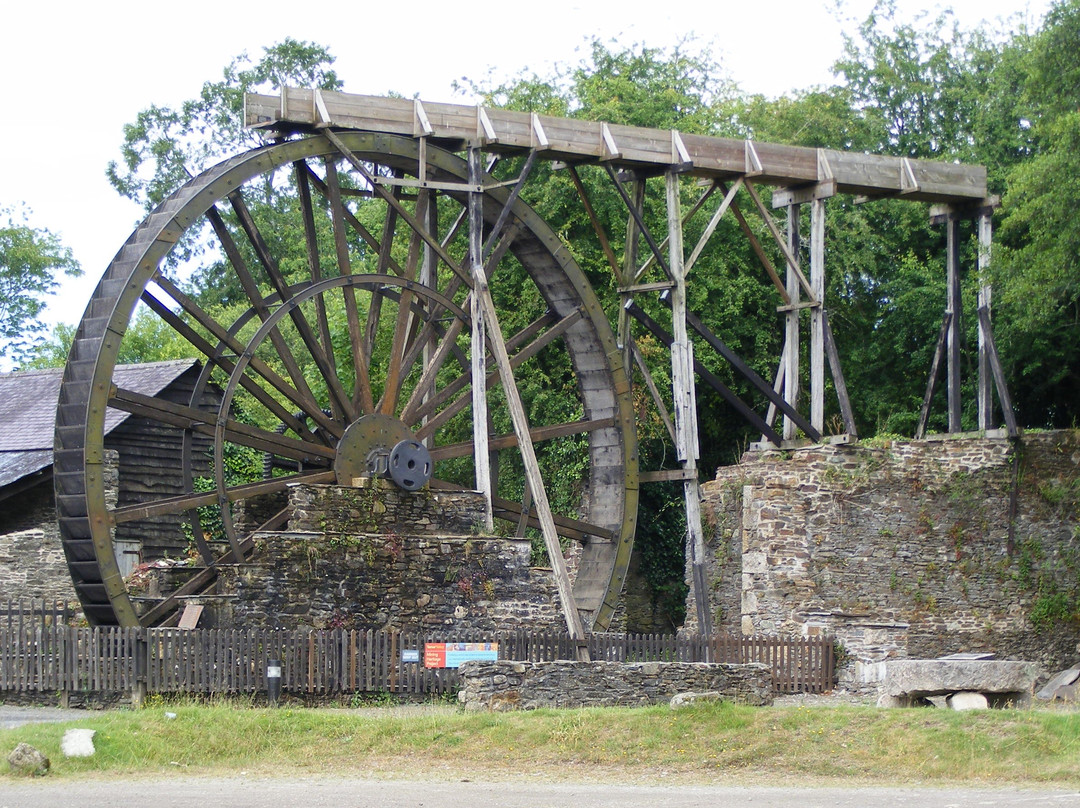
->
[1036,666,1080,700]
[883,659,1041,701]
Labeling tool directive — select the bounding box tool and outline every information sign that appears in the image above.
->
[423,642,499,669]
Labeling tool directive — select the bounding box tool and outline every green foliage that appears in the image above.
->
[107,38,341,211]
[636,479,689,629]
[834,0,985,160]
[0,206,81,366]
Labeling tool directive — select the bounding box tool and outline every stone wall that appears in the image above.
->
[0,451,119,603]
[213,481,564,633]
[457,659,773,711]
[686,431,1080,688]
[0,482,74,603]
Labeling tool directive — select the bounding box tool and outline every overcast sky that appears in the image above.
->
[1,0,1051,347]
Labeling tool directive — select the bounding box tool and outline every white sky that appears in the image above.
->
[0,0,1051,349]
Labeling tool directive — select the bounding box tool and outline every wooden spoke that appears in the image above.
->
[406,308,558,426]
[325,129,473,288]
[378,187,424,415]
[303,163,408,277]
[295,160,345,421]
[429,417,616,461]
[412,308,583,438]
[324,157,375,414]
[111,471,336,525]
[390,220,517,414]
[140,283,331,443]
[399,316,466,426]
[481,150,536,261]
[228,190,355,421]
[108,387,336,465]
[206,203,325,417]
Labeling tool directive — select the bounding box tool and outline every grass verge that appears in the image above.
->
[1,700,1078,785]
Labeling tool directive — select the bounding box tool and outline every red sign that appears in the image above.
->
[423,642,498,669]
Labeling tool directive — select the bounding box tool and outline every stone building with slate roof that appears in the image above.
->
[0,360,214,603]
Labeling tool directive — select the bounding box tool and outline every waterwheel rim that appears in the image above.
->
[54,131,638,629]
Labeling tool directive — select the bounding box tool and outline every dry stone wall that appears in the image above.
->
[213,481,564,633]
[457,659,773,710]
[686,431,1080,689]
[0,450,118,604]
[0,484,74,603]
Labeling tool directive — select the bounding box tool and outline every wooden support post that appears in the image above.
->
[470,231,591,662]
[784,205,801,441]
[976,307,1019,437]
[618,179,645,380]
[977,210,993,431]
[420,190,438,447]
[131,628,147,709]
[764,342,787,434]
[667,171,713,643]
[810,199,826,434]
[916,313,952,440]
[468,149,493,531]
[946,215,963,433]
[822,310,857,438]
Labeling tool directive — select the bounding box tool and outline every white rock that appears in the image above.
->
[670,691,722,709]
[61,728,96,758]
[946,691,989,711]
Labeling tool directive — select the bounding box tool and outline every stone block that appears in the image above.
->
[882,659,1042,707]
[7,743,49,776]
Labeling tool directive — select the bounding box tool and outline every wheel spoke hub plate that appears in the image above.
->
[333,414,413,486]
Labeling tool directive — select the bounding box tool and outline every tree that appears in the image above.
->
[108,38,341,212]
[991,0,1080,426]
[834,0,984,161]
[0,207,81,367]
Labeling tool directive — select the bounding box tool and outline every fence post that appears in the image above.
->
[131,628,148,708]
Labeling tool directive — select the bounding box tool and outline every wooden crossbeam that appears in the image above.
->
[247,89,988,203]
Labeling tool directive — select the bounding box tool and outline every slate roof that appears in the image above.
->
[0,360,200,491]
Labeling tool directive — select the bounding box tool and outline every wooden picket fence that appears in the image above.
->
[1,599,73,630]
[0,625,834,697]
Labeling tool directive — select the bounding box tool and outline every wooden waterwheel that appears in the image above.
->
[54,131,638,631]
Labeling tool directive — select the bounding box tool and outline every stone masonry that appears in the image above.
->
[686,431,1080,689]
[213,481,564,632]
[1,450,118,604]
[457,659,773,711]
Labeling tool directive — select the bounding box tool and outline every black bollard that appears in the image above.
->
[267,658,282,707]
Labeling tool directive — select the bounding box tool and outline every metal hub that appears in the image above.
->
[333,414,413,486]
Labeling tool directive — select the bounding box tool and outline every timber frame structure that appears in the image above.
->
[54,88,1015,654]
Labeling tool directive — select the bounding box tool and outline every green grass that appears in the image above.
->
[1,700,1078,785]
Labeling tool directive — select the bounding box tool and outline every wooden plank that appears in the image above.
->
[468,150,494,532]
[784,205,801,441]
[977,307,1019,437]
[977,211,994,430]
[810,198,826,433]
[946,217,963,433]
[177,604,203,630]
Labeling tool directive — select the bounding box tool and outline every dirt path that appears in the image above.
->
[0,776,1078,808]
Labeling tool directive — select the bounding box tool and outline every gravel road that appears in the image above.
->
[0,776,1078,808]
